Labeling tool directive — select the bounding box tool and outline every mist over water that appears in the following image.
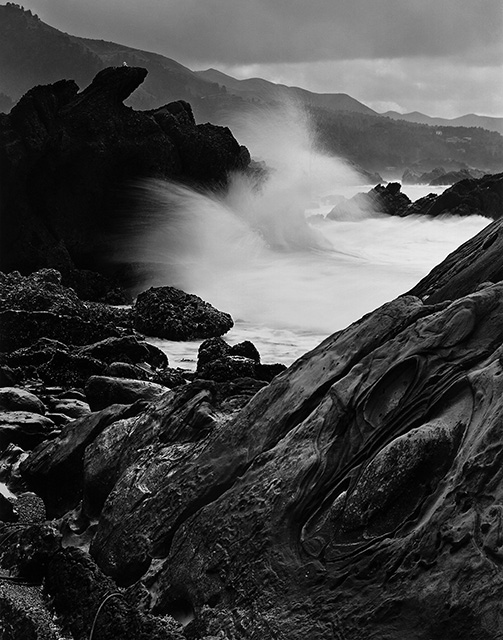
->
[123,102,489,366]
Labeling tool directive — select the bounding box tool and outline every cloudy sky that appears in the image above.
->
[21,0,503,118]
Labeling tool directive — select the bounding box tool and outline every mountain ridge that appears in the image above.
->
[195,67,378,116]
[383,109,503,135]
[1,3,502,175]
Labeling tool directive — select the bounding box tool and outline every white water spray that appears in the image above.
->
[119,101,488,361]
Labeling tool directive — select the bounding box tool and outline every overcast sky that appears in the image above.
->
[20,0,503,118]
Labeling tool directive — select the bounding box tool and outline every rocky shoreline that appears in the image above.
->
[2,67,503,639]
[327,172,503,220]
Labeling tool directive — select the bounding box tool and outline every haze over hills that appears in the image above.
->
[383,110,503,136]
[195,68,378,116]
[1,2,502,176]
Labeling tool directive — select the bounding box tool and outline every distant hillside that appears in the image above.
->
[0,3,102,99]
[196,68,377,116]
[1,3,502,175]
[383,110,503,136]
[311,106,503,177]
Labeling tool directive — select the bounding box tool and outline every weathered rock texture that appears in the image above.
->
[132,286,234,340]
[328,172,503,221]
[0,66,250,281]
[82,278,503,639]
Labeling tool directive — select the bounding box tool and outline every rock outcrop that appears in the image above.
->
[327,172,503,221]
[82,277,503,639]
[132,286,234,341]
[0,66,250,285]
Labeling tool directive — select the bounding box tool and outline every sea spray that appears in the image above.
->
[115,101,489,359]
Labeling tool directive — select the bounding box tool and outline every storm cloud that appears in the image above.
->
[19,0,503,117]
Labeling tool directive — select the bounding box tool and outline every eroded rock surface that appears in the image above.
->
[80,280,503,639]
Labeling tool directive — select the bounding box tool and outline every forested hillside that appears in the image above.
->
[311,107,503,175]
[1,3,502,176]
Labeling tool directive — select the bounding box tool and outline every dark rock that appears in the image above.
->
[0,366,18,387]
[0,269,128,352]
[20,403,135,517]
[85,279,503,639]
[151,368,189,388]
[85,375,169,411]
[0,580,67,640]
[0,493,16,522]
[407,214,503,303]
[77,334,168,368]
[327,182,411,220]
[0,66,250,283]
[230,340,261,362]
[48,398,90,420]
[0,411,56,450]
[255,362,288,382]
[45,547,184,640]
[5,338,71,368]
[196,355,257,382]
[15,492,47,524]
[0,387,45,415]
[197,338,262,373]
[83,379,262,523]
[0,309,121,353]
[0,445,30,496]
[412,173,503,219]
[0,522,62,582]
[37,350,106,387]
[56,389,87,402]
[83,417,137,518]
[45,412,71,427]
[196,336,232,371]
[330,173,503,222]
[104,361,150,381]
[0,268,83,315]
[132,286,233,340]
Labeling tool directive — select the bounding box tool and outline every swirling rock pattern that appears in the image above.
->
[80,280,503,638]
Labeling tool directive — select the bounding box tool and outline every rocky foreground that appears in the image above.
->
[2,67,503,639]
[0,184,502,638]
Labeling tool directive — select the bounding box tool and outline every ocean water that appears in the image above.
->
[120,103,489,369]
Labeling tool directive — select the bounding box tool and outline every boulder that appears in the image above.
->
[0,387,45,415]
[104,361,151,381]
[85,376,169,411]
[0,411,56,450]
[327,182,411,220]
[77,335,168,368]
[0,270,123,352]
[132,286,233,340]
[196,355,257,382]
[20,403,137,517]
[196,337,283,383]
[48,398,91,420]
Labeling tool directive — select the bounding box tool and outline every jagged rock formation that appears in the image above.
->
[0,66,250,284]
[328,172,503,221]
